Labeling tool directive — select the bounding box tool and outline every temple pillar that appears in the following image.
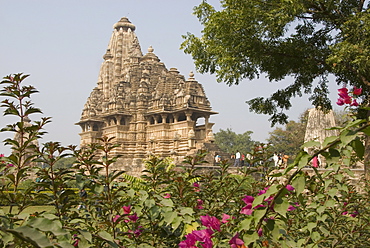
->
[205,115,209,129]
[185,111,192,121]
[161,114,167,123]
[173,113,179,123]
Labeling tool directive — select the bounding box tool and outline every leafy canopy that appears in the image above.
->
[214,128,255,154]
[181,0,370,125]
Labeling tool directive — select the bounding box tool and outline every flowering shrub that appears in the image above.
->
[0,74,369,247]
[336,86,362,106]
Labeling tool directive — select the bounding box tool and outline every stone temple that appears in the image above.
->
[76,17,218,174]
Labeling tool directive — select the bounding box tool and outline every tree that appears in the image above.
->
[181,0,369,176]
[267,120,306,159]
[214,128,255,155]
[267,109,349,159]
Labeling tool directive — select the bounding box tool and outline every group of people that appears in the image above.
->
[215,151,253,167]
[273,152,289,168]
[214,151,290,168]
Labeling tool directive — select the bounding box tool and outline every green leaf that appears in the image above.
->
[302,140,320,149]
[317,206,325,214]
[351,138,364,159]
[27,217,67,236]
[292,173,305,196]
[172,216,182,230]
[253,209,266,223]
[319,226,330,237]
[79,230,92,243]
[340,130,357,146]
[324,199,336,208]
[14,226,53,247]
[297,153,310,169]
[322,136,338,147]
[179,207,194,216]
[164,211,177,224]
[306,222,316,233]
[24,107,42,115]
[317,214,328,223]
[362,126,370,136]
[327,188,338,198]
[98,230,114,242]
[274,196,290,217]
[243,232,259,246]
[185,222,199,234]
[311,231,321,242]
[239,217,252,231]
[160,198,174,207]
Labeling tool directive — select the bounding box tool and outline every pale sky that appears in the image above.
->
[0,1,339,154]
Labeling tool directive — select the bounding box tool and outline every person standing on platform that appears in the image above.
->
[234,150,241,167]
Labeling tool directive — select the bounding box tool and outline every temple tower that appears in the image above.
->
[76,17,218,173]
[304,107,339,167]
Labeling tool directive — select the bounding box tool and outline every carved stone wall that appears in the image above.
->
[76,17,218,175]
[304,108,339,167]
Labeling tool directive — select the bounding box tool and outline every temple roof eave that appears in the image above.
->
[144,107,218,116]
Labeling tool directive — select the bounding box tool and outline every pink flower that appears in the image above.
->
[338,87,348,94]
[193,182,200,192]
[73,240,79,247]
[254,204,266,209]
[336,98,345,106]
[353,87,362,96]
[200,215,221,232]
[258,187,269,195]
[257,228,263,237]
[128,213,138,222]
[113,215,121,223]
[351,99,359,106]
[164,193,171,198]
[122,205,131,214]
[240,205,254,215]
[286,185,295,191]
[229,233,244,248]
[0,154,4,157]
[178,240,197,248]
[242,195,254,204]
[343,96,352,104]
[350,211,358,217]
[192,229,213,242]
[342,211,348,215]
[133,226,143,237]
[179,233,197,248]
[240,196,254,215]
[221,213,231,223]
[287,205,296,211]
[72,234,79,247]
[264,195,274,203]
[200,237,213,248]
[312,156,319,168]
[196,199,204,209]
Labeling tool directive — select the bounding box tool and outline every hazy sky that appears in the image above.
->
[0,1,339,154]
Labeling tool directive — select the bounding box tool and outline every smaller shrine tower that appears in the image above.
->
[76,17,218,174]
[304,107,339,167]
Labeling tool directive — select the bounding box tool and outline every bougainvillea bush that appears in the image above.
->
[0,74,370,248]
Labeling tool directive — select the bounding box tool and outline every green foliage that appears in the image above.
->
[0,74,369,248]
[181,0,370,125]
[267,120,306,158]
[54,156,76,169]
[214,128,255,154]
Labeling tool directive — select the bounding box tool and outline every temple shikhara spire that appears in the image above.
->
[77,17,218,173]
